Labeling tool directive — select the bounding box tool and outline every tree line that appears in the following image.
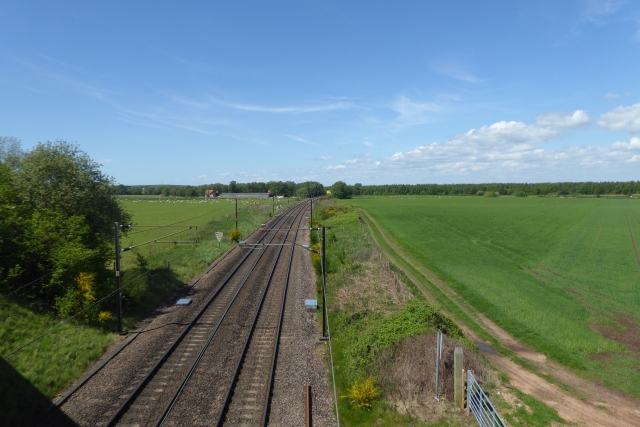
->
[329,181,640,198]
[116,180,325,198]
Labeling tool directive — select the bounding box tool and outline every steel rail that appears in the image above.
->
[105,201,306,427]
[156,201,308,426]
[261,195,302,426]
[214,200,304,426]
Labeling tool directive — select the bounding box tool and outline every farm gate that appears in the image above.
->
[467,371,507,427]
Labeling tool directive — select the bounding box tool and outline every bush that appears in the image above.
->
[476,190,484,196]
[342,378,379,410]
[484,191,498,197]
[229,229,241,243]
[515,191,527,197]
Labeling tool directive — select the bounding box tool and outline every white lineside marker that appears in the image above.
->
[215,231,223,248]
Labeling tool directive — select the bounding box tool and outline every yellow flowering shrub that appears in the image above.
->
[76,272,96,301]
[342,378,379,410]
[98,311,112,322]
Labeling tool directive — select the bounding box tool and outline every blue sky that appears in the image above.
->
[1,0,640,185]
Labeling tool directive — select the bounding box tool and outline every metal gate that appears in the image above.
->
[467,371,507,427]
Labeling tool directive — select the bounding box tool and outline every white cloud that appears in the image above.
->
[326,165,346,170]
[611,136,640,151]
[325,112,640,182]
[345,159,358,164]
[597,103,640,132]
[313,155,335,161]
[447,110,589,148]
[535,110,590,128]
[605,93,620,99]
[392,96,442,126]
[219,172,231,176]
[363,140,373,147]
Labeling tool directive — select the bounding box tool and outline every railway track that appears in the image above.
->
[98,200,309,427]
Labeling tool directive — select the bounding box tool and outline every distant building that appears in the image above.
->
[205,190,218,198]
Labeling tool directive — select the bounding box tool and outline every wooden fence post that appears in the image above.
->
[454,347,463,410]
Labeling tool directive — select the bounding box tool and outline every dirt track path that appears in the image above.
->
[359,209,640,427]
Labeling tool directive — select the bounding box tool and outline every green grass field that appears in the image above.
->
[347,195,640,396]
[118,197,277,266]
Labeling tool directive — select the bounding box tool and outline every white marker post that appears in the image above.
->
[215,231,223,248]
[435,330,443,400]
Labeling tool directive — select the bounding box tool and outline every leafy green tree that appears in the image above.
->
[331,181,351,199]
[4,141,130,318]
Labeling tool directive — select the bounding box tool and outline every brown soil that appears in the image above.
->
[590,313,640,353]
[360,209,640,427]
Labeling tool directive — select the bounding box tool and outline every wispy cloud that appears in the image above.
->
[312,155,335,160]
[282,134,319,146]
[229,135,270,146]
[392,96,442,126]
[431,61,482,84]
[605,93,620,99]
[14,57,110,100]
[580,0,623,24]
[326,165,346,170]
[229,101,353,114]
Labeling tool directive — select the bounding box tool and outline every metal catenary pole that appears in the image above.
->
[322,225,327,338]
[114,222,123,334]
[435,330,443,399]
[235,197,238,231]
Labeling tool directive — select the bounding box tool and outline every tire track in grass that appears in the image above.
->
[626,213,640,269]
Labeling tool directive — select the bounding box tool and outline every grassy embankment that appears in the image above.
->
[0,197,278,411]
[313,202,562,426]
[347,195,640,397]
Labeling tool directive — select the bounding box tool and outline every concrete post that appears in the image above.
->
[454,347,463,410]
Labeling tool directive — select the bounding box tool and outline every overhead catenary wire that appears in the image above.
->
[0,270,54,298]
[2,250,184,359]
[126,203,240,236]
[3,200,300,362]
[121,228,194,252]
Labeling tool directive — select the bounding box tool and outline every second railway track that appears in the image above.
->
[98,200,309,427]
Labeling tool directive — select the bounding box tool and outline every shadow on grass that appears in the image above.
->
[0,357,79,427]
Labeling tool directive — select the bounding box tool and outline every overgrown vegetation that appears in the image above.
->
[0,140,130,319]
[314,202,489,426]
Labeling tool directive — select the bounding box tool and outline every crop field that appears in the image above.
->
[348,196,640,396]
